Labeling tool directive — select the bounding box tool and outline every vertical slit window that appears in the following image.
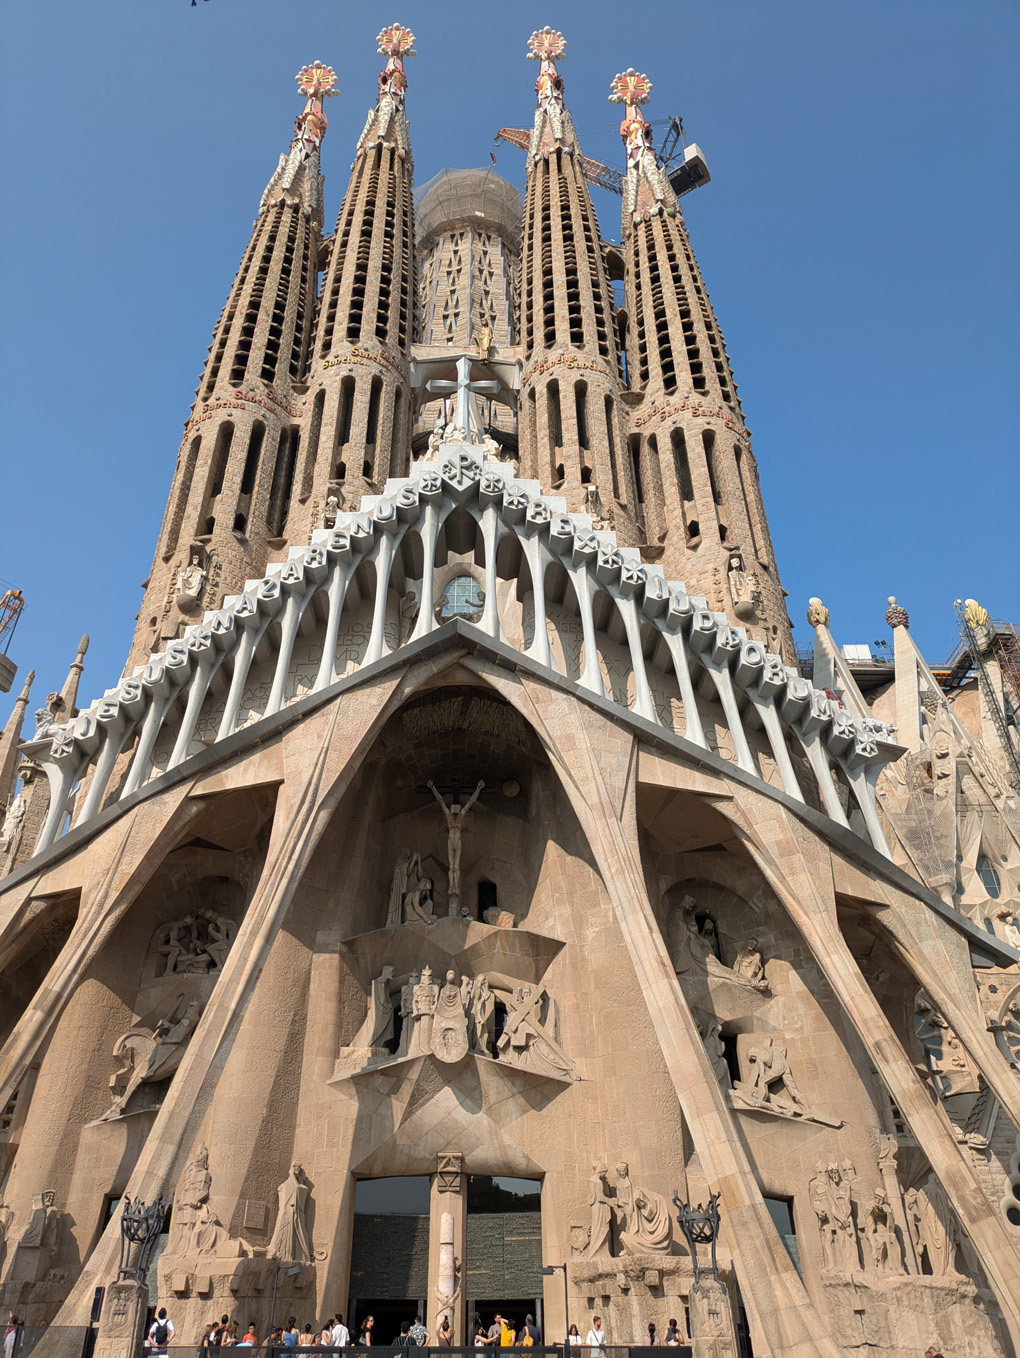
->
[671,428,694,501]
[301,390,325,499]
[239,422,266,496]
[546,380,562,449]
[629,435,644,504]
[734,445,760,557]
[163,434,201,558]
[336,377,355,453]
[575,381,589,449]
[365,376,383,469]
[606,396,620,500]
[703,429,722,504]
[267,428,298,536]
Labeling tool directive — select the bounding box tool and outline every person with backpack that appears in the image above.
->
[517,1316,540,1347]
[149,1309,176,1354]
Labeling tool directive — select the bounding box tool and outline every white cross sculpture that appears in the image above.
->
[426,356,499,442]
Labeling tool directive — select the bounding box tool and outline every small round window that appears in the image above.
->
[438,574,485,623]
[976,854,1001,899]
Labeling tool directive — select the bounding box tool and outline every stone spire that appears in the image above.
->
[6,635,91,874]
[612,69,793,660]
[124,65,335,671]
[0,667,34,814]
[517,29,631,534]
[59,634,89,714]
[310,24,418,498]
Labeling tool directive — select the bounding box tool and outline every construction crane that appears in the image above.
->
[493,115,710,199]
[951,598,1020,795]
[0,588,24,694]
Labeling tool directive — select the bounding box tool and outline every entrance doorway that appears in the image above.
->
[350,1300,426,1345]
[468,1301,542,1343]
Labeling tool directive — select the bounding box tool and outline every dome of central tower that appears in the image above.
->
[416,167,523,250]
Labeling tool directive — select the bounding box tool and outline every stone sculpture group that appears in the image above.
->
[584,1161,672,1257]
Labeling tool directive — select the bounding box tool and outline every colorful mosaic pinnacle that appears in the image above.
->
[527,26,567,62]
[377,22,416,60]
[609,68,654,109]
[295,60,339,101]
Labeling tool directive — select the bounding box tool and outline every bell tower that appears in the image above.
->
[127,62,336,670]
[310,24,417,502]
[517,29,633,537]
[613,69,793,659]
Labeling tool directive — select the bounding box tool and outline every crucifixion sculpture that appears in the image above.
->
[428,779,484,913]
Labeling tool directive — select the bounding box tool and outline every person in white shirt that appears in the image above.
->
[330,1316,350,1347]
[585,1318,606,1349]
[148,1309,175,1353]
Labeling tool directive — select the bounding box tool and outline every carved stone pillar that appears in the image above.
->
[429,1152,465,1342]
[93,1281,149,1358]
[689,1277,739,1358]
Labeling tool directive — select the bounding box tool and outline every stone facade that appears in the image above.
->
[1,24,1019,1358]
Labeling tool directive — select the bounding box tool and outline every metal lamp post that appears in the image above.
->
[671,1191,721,1290]
[540,1264,569,1350]
[270,1263,302,1348]
[116,1196,167,1284]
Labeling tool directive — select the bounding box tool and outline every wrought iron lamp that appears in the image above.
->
[672,1190,720,1290]
[116,1196,167,1284]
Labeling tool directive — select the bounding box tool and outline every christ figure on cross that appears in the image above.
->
[428,779,484,913]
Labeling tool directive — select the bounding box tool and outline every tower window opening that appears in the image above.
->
[233,513,247,533]
[267,427,298,537]
[581,464,593,485]
[734,444,761,558]
[300,389,325,500]
[629,435,644,529]
[547,380,563,450]
[163,434,201,559]
[575,381,590,450]
[671,428,694,501]
[365,376,383,463]
[703,429,723,504]
[606,395,620,500]
[239,421,266,496]
[336,375,355,451]
[208,422,234,500]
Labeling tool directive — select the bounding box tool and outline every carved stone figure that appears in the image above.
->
[999,910,1020,953]
[176,556,207,612]
[0,793,26,861]
[396,969,420,1057]
[808,1165,837,1271]
[428,779,484,912]
[470,974,496,1055]
[586,1162,613,1258]
[827,1163,859,1272]
[481,433,500,459]
[738,1037,808,1116]
[732,938,769,991]
[407,965,439,1057]
[907,1174,959,1277]
[19,1191,58,1251]
[727,552,757,621]
[0,1201,13,1271]
[425,424,445,460]
[864,1190,900,1275]
[620,1185,672,1254]
[102,996,203,1119]
[348,966,396,1053]
[614,1162,634,1240]
[168,1144,238,1258]
[403,871,436,925]
[477,323,493,363]
[697,1016,730,1088]
[322,495,341,529]
[152,911,236,977]
[497,984,576,1079]
[267,1163,313,1264]
[582,483,614,532]
[387,848,422,927]
[431,969,471,1063]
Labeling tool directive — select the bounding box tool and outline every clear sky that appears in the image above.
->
[1,0,1017,725]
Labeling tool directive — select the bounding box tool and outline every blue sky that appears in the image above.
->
[1,0,1017,724]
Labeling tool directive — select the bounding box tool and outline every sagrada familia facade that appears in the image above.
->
[1,24,1019,1358]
